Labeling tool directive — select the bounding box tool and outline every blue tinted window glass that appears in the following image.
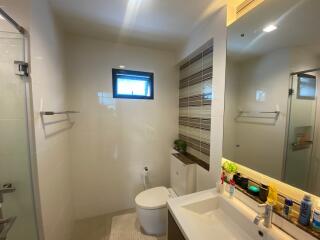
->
[112,69,154,99]
[298,75,316,100]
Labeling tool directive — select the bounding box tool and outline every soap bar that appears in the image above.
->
[248,185,260,196]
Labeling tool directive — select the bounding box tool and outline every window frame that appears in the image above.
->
[297,73,316,100]
[112,68,154,100]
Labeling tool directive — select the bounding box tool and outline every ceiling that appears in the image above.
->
[49,0,223,51]
[228,0,320,60]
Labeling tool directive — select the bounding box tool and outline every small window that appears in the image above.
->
[297,74,316,100]
[112,69,154,99]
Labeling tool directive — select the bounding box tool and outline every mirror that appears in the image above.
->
[224,0,320,195]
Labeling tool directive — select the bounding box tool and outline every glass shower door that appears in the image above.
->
[0,31,39,239]
[284,74,317,190]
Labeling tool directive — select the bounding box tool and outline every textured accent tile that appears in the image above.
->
[188,146,210,164]
[179,117,211,131]
[178,40,213,168]
[188,82,204,96]
[179,134,210,157]
[179,66,213,89]
[187,106,211,118]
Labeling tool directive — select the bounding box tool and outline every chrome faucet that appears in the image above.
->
[254,203,273,228]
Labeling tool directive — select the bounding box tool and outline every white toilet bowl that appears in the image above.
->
[135,154,196,236]
[135,186,176,236]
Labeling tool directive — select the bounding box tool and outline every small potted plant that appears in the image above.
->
[222,161,237,183]
[174,139,187,153]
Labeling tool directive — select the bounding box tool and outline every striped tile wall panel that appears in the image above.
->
[178,39,213,167]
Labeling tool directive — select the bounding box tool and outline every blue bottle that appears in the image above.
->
[299,194,312,226]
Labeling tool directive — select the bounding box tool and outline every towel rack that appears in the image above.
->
[236,110,280,120]
[40,111,80,116]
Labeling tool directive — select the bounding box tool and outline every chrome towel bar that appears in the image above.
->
[236,110,280,120]
[40,111,80,115]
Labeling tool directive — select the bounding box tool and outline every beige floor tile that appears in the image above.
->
[72,209,136,240]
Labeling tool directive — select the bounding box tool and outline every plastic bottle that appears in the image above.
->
[267,183,278,206]
[313,207,320,231]
[283,198,293,218]
[298,194,312,226]
[229,179,235,198]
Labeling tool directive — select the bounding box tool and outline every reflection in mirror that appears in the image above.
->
[223,0,320,195]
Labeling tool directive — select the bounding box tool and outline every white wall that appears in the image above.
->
[65,35,179,219]
[178,5,227,191]
[30,0,74,239]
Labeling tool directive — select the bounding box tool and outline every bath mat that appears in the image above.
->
[109,213,166,240]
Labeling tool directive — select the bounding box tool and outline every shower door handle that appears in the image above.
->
[0,217,17,240]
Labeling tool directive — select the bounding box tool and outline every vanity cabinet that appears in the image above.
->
[168,211,186,240]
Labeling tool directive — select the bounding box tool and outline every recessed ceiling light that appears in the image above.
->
[263,25,277,33]
[0,15,5,20]
[119,65,125,69]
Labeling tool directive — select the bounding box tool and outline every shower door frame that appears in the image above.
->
[0,8,44,240]
[283,69,320,191]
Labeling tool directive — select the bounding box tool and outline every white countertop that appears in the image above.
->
[167,188,294,240]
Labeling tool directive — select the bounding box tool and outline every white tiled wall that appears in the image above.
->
[65,35,179,220]
[30,0,75,239]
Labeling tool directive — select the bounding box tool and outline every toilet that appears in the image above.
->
[135,155,196,236]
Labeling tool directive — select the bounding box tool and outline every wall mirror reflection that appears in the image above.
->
[223,0,320,195]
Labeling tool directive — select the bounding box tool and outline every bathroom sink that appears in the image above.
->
[168,189,294,240]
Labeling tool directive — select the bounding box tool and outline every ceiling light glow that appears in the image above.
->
[0,15,5,20]
[263,25,277,33]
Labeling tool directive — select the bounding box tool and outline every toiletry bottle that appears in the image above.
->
[217,171,225,193]
[221,171,225,184]
[229,179,235,198]
[267,183,278,206]
[298,194,312,226]
[283,198,293,218]
[312,207,320,231]
[259,184,269,202]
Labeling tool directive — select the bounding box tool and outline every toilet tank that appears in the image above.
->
[170,154,196,196]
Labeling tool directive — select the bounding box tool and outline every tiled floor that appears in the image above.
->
[71,209,135,240]
[71,209,167,240]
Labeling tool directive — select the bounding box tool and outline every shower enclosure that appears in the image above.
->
[284,70,320,193]
[0,9,39,240]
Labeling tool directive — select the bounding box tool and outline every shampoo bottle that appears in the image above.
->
[298,194,312,226]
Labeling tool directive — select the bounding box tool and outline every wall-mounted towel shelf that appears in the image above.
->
[235,110,280,120]
[40,111,80,116]
[235,110,280,122]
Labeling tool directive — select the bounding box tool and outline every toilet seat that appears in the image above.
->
[135,186,169,210]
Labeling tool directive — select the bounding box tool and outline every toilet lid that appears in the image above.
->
[135,187,169,210]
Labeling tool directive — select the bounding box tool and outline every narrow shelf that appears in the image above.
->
[172,152,209,171]
[235,185,320,239]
